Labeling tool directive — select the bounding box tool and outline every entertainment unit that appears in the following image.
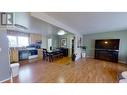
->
[95,39,120,62]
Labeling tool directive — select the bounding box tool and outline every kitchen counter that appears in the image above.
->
[10,48,43,62]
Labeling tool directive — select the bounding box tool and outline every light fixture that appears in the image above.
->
[57,30,66,35]
[104,41,108,44]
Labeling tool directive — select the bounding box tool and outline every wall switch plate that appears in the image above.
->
[0,48,2,52]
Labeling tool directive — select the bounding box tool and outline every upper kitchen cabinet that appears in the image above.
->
[14,12,30,31]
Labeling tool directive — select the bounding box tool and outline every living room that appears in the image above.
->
[0,12,127,83]
[1,1,127,95]
[0,12,81,83]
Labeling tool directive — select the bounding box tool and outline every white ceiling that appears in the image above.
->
[46,12,127,35]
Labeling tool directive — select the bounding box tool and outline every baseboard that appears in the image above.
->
[118,60,126,64]
[86,56,127,64]
[0,77,11,83]
[86,56,94,58]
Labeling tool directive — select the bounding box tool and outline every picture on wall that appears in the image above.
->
[61,38,67,47]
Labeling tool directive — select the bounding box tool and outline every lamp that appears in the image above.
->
[104,41,108,44]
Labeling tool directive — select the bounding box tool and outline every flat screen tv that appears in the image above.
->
[95,39,120,50]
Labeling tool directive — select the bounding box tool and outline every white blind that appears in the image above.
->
[7,30,30,47]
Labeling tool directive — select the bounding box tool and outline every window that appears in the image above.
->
[7,36,17,47]
[18,36,29,47]
[7,35,29,47]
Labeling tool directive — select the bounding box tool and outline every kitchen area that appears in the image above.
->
[1,12,45,64]
[0,12,46,79]
[9,32,43,63]
[0,12,79,82]
[2,12,75,64]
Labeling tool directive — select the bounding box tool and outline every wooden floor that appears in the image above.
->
[6,57,127,83]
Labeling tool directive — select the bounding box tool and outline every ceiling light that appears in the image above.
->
[57,30,66,35]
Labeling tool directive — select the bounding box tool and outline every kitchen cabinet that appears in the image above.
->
[38,49,43,60]
[10,48,19,63]
[10,48,43,62]
[30,33,42,44]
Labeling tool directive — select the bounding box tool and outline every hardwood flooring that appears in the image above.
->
[5,57,127,83]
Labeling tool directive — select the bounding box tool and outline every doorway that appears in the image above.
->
[71,37,75,57]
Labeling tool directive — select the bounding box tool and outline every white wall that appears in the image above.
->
[0,13,11,82]
[14,12,30,29]
[29,16,49,34]
[0,30,11,82]
[41,35,48,49]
